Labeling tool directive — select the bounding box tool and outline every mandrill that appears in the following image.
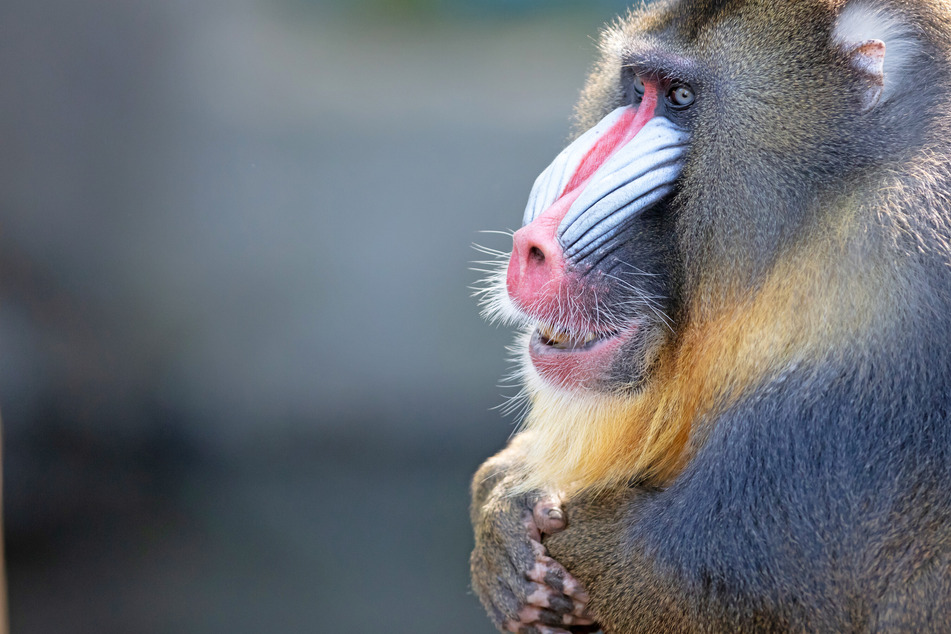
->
[470,0,951,632]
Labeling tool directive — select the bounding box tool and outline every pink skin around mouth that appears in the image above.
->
[509,86,662,390]
[529,324,639,390]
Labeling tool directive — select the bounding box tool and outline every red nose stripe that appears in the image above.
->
[505,85,661,317]
[561,86,659,197]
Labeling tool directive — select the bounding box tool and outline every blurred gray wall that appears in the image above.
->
[0,0,628,631]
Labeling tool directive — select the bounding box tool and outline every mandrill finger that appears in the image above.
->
[490,583,534,629]
[501,618,523,633]
[527,556,591,603]
[519,606,596,628]
[518,606,572,627]
[525,582,573,612]
[532,498,567,535]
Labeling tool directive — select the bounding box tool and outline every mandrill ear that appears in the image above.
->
[834,1,918,113]
[844,39,886,113]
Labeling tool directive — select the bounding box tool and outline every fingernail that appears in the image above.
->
[546,508,564,521]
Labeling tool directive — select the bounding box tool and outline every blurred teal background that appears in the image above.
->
[0,0,633,631]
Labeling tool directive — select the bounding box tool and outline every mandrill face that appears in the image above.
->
[480,0,894,396]
[490,74,694,393]
[477,0,903,398]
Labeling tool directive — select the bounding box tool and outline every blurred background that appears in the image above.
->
[0,0,634,631]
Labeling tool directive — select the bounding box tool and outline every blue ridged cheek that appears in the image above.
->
[520,110,688,262]
[558,117,688,261]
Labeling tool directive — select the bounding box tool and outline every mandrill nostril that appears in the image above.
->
[507,220,567,309]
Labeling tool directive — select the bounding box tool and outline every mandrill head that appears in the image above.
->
[477,0,934,493]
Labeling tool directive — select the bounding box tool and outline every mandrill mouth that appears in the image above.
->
[528,319,639,390]
[535,322,618,350]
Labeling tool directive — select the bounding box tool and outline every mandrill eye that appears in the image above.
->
[667,84,695,108]
[632,74,646,98]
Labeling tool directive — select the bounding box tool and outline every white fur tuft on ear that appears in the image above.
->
[834,1,918,105]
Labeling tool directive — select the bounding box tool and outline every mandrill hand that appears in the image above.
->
[471,490,598,634]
